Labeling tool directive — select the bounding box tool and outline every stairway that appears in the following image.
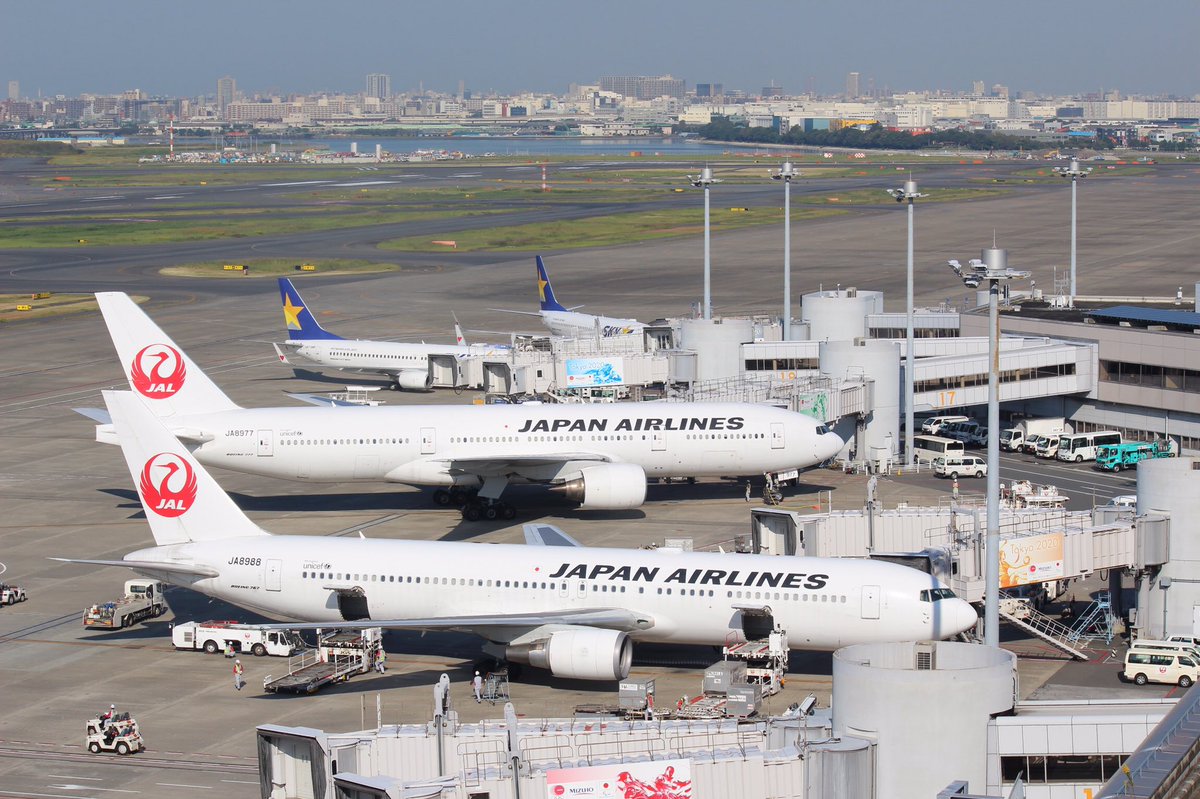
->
[999,606,1091,660]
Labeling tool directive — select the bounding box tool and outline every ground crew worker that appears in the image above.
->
[744,482,752,502]
[233,659,245,691]
[225,640,235,658]
[473,671,483,703]
[99,704,115,730]
[375,647,386,674]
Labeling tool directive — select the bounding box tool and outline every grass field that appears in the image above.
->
[160,259,406,279]
[379,206,845,252]
[0,292,146,323]
[0,206,510,248]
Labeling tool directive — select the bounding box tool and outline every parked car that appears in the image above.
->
[934,455,988,479]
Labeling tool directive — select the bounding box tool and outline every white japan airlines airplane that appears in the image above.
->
[271,278,507,391]
[494,256,646,339]
[85,293,843,519]
[56,391,978,682]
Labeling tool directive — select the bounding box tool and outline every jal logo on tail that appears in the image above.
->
[130,344,187,398]
[139,453,198,517]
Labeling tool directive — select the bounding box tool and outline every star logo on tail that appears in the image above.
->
[283,295,305,330]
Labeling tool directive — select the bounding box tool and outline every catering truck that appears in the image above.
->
[172,620,304,657]
[999,418,1066,452]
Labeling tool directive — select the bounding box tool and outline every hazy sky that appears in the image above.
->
[2,0,1196,99]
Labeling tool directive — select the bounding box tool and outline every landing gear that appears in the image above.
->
[433,489,453,506]
[461,497,517,521]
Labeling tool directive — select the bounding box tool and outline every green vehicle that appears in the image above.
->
[1095,440,1176,472]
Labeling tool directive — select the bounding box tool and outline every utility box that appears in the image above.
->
[618,678,655,711]
[726,682,762,717]
[703,661,747,695]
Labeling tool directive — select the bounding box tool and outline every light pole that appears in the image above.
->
[887,178,926,466]
[688,167,721,319]
[1053,158,1091,307]
[773,161,800,339]
[947,248,1030,647]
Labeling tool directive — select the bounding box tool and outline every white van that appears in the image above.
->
[933,455,988,479]
[921,415,970,435]
[1123,650,1198,687]
[1129,639,1200,662]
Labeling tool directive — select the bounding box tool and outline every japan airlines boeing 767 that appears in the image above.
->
[56,391,977,682]
[271,278,507,391]
[85,292,842,518]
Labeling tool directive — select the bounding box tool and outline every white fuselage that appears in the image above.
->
[129,537,976,649]
[541,310,644,340]
[145,402,840,487]
[283,338,502,374]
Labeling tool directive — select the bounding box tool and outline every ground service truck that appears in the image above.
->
[1000,418,1066,452]
[83,580,166,629]
[1095,440,1176,471]
[172,620,304,657]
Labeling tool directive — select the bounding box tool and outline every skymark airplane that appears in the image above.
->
[495,256,646,339]
[272,278,506,391]
[56,390,978,682]
[86,292,842,519]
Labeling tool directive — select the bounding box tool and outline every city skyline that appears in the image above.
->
[1,0,1196,99]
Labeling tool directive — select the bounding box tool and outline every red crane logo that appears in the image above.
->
[130,344,187,398]
[139,453,198,517]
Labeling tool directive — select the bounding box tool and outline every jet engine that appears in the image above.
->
[552,463,647,509]
[393,368,433,391]
[507,628,633,681]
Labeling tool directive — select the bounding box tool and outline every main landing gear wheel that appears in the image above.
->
[463,504,483,522]
[461,499,516,522]
[433,489,452,506]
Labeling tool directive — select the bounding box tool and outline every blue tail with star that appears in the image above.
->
[536,256,568,312]
[278,278,343,340]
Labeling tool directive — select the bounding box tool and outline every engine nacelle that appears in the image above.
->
[553,463,647,509]
[507,628,633,681]
[393,368,433,391]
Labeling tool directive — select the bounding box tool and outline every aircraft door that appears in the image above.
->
[265,559,282,592]
[771,423,785,450]
[257,430,274,457]
[420,427,436,455]
[337,589,371,621]
[861,585,880,619]
[652,431,666,451]
[741,609,775,641]
[559,581,569,598]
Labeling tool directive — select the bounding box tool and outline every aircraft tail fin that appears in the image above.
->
[279,278,342,340]
[453,312,466,346]
[104,390,269,546]
[96,293,240,418]
[536,256,568,312]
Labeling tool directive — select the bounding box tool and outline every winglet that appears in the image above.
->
[278,278,343,341]
[536,256,568,312]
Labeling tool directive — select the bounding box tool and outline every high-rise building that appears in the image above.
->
[762,83,784,98]
[217,76,236,116]
[366,73,392,101]
[846,72,860,98]
[972,80,986,96]
[7,80,18,101]
[695,83,723,98]
[598,75,685,100]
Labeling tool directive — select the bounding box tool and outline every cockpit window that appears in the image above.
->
[920,588,957,602]
[815,424,828,435]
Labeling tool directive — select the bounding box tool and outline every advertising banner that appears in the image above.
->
[999,532,1064,588]
[545,758,692,799]
[566,357,625,387]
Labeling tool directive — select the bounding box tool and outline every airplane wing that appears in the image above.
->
[523,523,584,548]
[285,393,364,408]
[234,607,652,636]
[50,557,220,578]
[487,307,543,318]
[440,452,613,473]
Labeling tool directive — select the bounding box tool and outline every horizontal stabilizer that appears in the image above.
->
[286,392,362,408]
[523,523,584,548]
[74,407,111,425]
[49,557,219,578]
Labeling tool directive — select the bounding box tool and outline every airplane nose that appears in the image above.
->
[938,598,979,639]
[818,431,844,463]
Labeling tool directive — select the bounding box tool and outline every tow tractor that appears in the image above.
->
[0,582,27,605]
[85,711,143,756]
[263,628,382,694]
